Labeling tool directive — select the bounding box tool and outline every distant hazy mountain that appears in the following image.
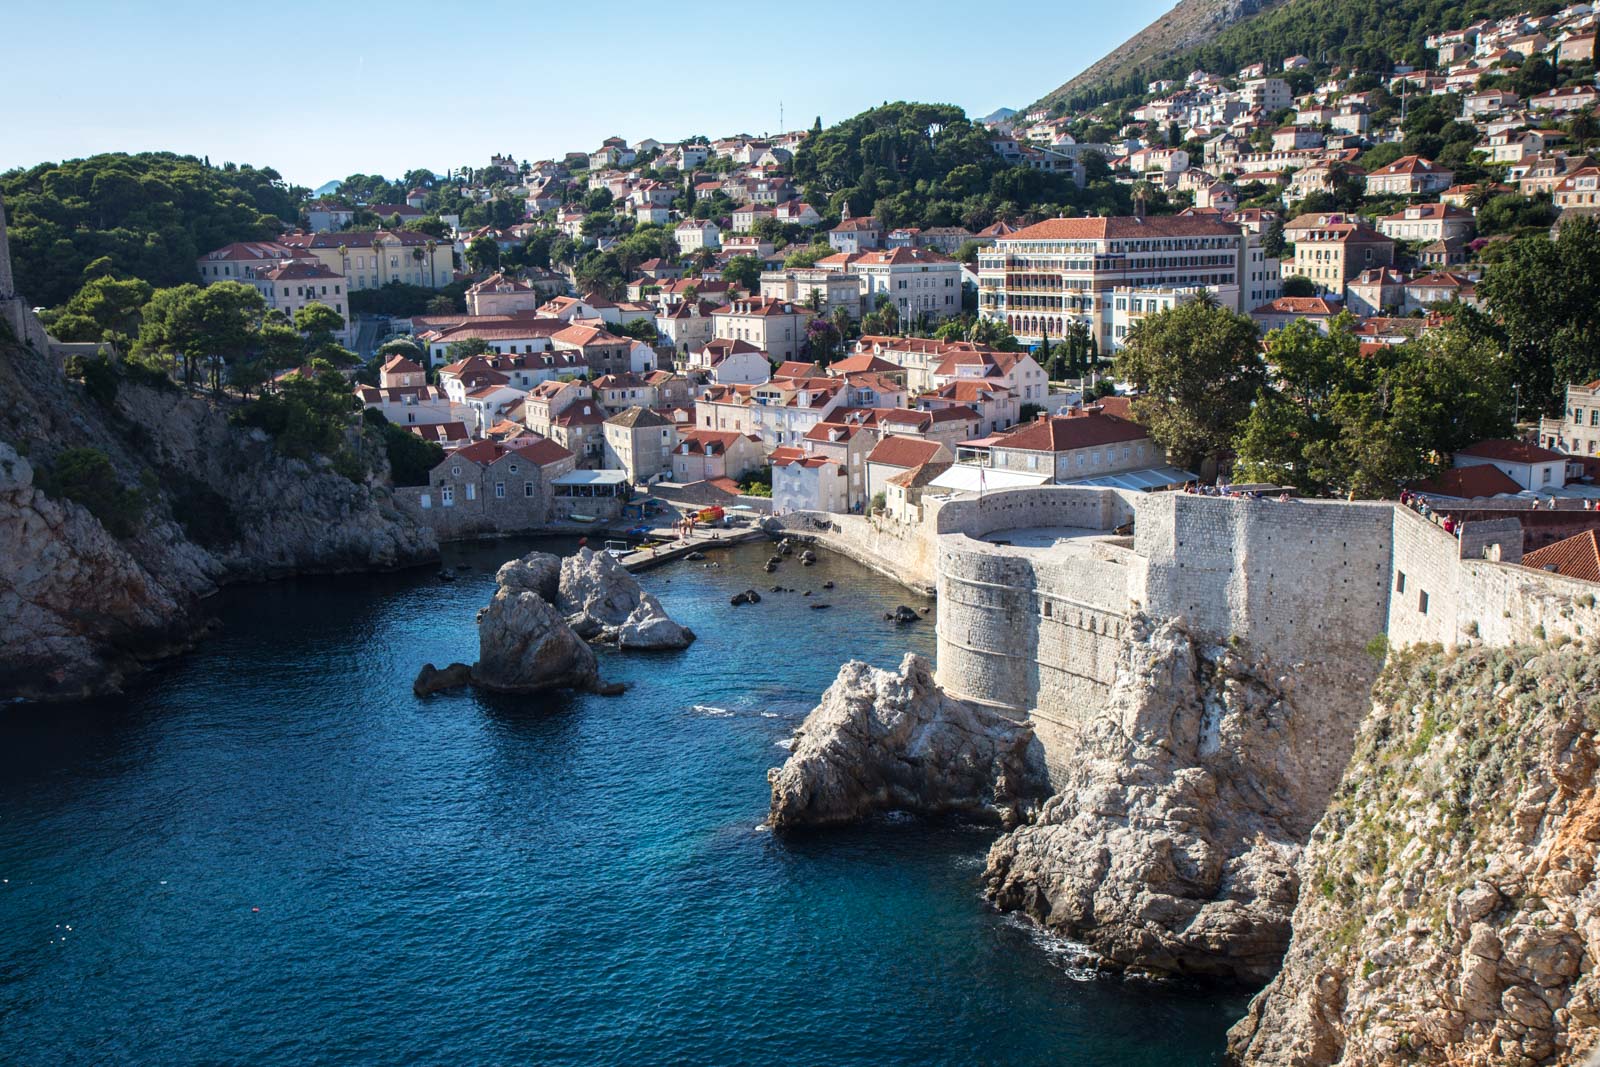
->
[979,107,1019,125]
[313,180,341,197]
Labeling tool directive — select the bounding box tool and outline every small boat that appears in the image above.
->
[568,513,598,524]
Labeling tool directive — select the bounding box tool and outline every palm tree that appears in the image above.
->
[831,306,852,348]
[1466,181,1495,214]
[1571,109,1597,152]
[425,240,438,288]
[1132,181,1154,218]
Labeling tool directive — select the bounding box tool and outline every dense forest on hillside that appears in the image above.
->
[793,102,1136,232]
[1048,0,1563,113]
[2,153,302,308]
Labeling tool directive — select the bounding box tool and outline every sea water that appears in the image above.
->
[0,538,1245,1064]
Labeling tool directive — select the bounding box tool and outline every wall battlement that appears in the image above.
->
[929,485,1600,785]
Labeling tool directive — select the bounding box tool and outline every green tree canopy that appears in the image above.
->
[721,255,763,292]
[294,301,344,341]
[1234,317,1512,496]
[1476,217,1600,413]
[3,152,302,307]
[1113,296,1267,470]
[465,235,500,273]
[41,273,153,352]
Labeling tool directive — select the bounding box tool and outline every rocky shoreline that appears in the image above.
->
[767,605,1600,1064]
[0,334,440,704]
[767,653,1048,830]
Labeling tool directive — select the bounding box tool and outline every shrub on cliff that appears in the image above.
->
[65,354,120,408]
[233,363,367,479]
[168,476,240,548]
[36,447,148,538]
[362,409,443,488]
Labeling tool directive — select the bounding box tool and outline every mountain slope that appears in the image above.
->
[1034,0,1544,114]
[1034,0,1285,110]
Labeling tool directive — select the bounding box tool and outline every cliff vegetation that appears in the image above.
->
[0,334,434,703]
[1231,639,1600,1066]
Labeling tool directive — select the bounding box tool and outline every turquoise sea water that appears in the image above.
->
[0,538,1246,1064]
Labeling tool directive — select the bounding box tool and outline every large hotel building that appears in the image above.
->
[976,215,1249,350]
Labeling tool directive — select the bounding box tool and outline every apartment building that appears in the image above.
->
[759,269,862,318]
[711,297,815,361]
[279,230,454,291]
[852,248,964,323]
[976,215,1247,348]
[1539,380,1600,456]
[1287,217,1398,297]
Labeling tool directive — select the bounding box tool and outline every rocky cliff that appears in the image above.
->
[768,653,1049,829]
[1229,639,1600,1066]
[982,617,1339,984]
[0,339,436,703]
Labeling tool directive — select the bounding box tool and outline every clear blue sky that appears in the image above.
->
[5,0,1173,189]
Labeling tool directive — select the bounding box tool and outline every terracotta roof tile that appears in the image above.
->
[1457,439,1566,464]
[1522,530,1600,583]
[866,435,945,468]
[995,413,1149,452]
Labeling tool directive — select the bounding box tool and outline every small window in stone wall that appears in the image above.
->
[1042,601,1053,619]
[1418,590,1430,614]
[1395,571,1406,593]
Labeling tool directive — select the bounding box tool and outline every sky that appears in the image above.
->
[5,0,1174,190]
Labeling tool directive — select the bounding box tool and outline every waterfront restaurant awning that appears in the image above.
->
[552,469,630,497]
[928,466,1052,494]
[1062,465,1195,492]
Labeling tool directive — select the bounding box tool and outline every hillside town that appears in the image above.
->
[16,3,1600,1066]
[6,3,1598,577]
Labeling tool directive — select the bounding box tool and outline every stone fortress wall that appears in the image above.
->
[929,485,1600,787]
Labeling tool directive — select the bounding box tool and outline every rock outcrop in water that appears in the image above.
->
[413,662,474,696]
[454,548,694,695]
[982,617,1321,985]
[473,578,599,693]
[0,338,436,703]
[557,547,695,650]
[1229,640,1600,1066]
[768,653,1048,829]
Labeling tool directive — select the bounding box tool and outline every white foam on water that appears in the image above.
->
[1002,914,1104,983]
[691,704,734,717]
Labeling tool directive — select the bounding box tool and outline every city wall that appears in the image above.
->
[925,485,1600,788]
[765,511,941,594]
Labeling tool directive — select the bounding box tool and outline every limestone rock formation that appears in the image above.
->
[557,547,694,649]
[0,337,437,702]
[1229,640,1600,1066]
[613,592,696,650]
[983,617,1328,985]
[495,551,561,602]
[472,583,599,693]
[768,653,1048,829]
[0,441,211,701]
